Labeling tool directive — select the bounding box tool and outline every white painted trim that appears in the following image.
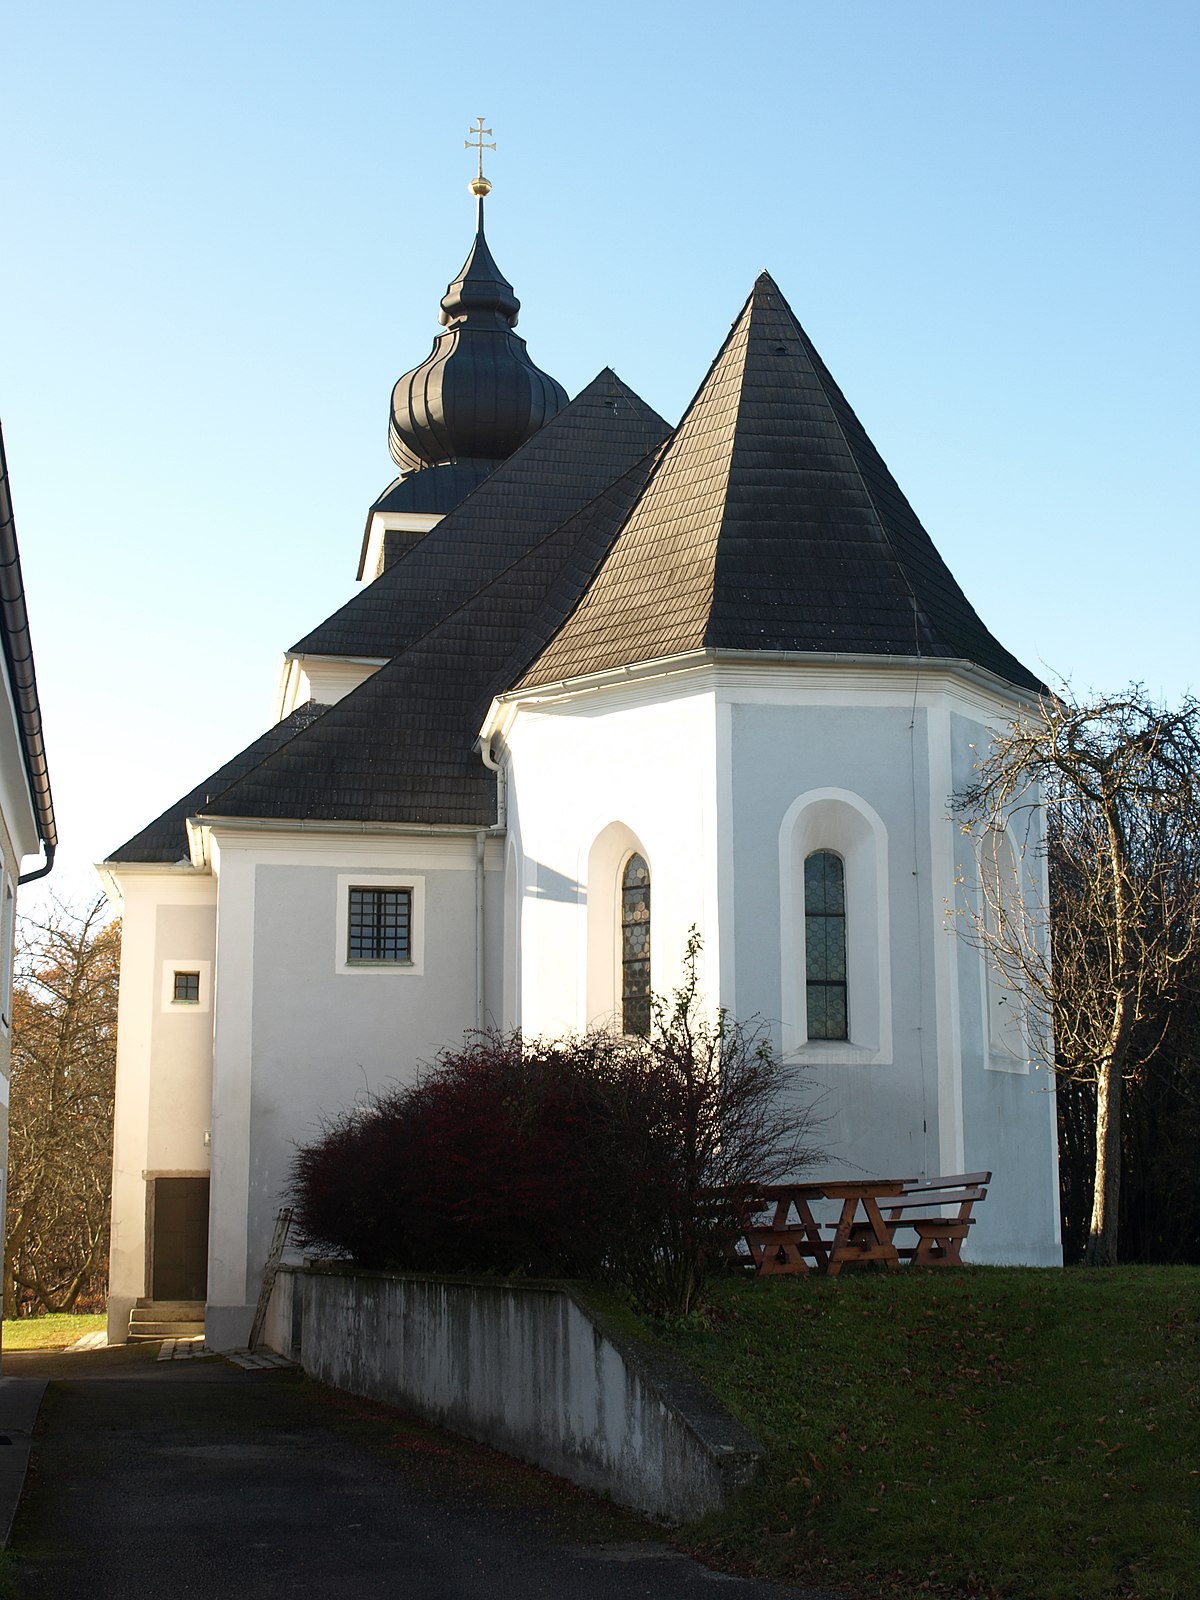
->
[334,873,426,976]
[927,701,965,1175]
[360,510,441,584]
[160,958,213,1013]
[481,652,1041,741]
[778,788,892,1066]
[207,839,256,1309]
[715,697,736,1018]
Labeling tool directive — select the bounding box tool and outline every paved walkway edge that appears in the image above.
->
[0,1376,47,1545]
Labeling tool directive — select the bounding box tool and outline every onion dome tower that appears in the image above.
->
[379,120,568,520]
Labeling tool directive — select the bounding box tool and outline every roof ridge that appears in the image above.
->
[753,284,927,660]
[289,372,670,663]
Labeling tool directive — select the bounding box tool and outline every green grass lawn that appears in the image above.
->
[2,1312,106,1351]
[653,1267,1198,1600]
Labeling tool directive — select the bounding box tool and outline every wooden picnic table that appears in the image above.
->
[726,1171,991,1276]
[731,1178,910,1277]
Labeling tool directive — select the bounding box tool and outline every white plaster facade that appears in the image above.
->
[104,826,506,1348]
[486,656,1060,1267]
[101,247,1065,1350]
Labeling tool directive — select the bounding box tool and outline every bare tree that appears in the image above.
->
[5,897,120,1314]
[954,687,1200,1266]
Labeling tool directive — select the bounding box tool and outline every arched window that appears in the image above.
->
[621,853,651,1036]
[981,828,1027,1068]
[804,850,847,1040]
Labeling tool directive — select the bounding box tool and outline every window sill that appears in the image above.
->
[986,1049,1031,1075]
[342,959,417,972]
[785,1040,891,1067]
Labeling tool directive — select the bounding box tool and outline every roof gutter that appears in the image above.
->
[479,647,1045,742]
[0,421,56,883]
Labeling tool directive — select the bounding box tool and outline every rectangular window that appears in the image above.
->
[172,970,201,1004]
[347,886,412,963]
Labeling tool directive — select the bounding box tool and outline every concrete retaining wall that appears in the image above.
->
[261,1265,762,1525]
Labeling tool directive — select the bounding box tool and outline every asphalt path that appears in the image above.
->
[4,1344,841,1600]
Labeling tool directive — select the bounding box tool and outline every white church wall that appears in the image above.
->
[727,689,937,1186]
[107,870,217,1343]
[503,677,721,1040]
[949,709,1061,1265]
[205,829,495,1349]
[720,669,1058,1264]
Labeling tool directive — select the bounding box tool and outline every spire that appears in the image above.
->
[386,119,567,482]
[465,114,494,234]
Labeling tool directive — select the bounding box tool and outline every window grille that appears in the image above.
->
[347,887,412,963]
[621,854,651,1037]
[804,850,848,1040]
[173,970,200,1004]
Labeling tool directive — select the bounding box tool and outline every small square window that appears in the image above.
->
[172,970,201,1004]
[347,887,412,963]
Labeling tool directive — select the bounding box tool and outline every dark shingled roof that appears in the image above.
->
[290,370,670,662]
[105,702,330,863]
[521,274,1041,694]
[199,450,663,827]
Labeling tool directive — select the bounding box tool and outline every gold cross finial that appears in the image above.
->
[465,116,495,197]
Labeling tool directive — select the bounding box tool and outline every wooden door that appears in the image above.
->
[152,1177,209,1301]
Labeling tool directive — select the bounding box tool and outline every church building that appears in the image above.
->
[101,160,1061,1349]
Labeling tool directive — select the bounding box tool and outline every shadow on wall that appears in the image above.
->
[523,860,583,902]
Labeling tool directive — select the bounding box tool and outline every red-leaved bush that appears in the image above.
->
[290,936,822,1313]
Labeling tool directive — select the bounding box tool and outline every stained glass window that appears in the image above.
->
[804,851,847,1040]
[348,887,412,963]
[621,853,651,1037]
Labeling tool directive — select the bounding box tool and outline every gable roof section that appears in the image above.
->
[199,451,662,828]
[520,274,1041,694]
[105,702,330,863]
[290,370,670,663]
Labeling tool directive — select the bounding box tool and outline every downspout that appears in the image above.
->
[0,422,57,884]
[476,733,506,1031]
[475,831,486,1031]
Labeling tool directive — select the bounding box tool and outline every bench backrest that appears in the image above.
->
[899,1171,991,1194]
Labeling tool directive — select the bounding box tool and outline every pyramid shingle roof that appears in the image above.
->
[291,370,669,662]
[520,274,1040,694]
[200,452,662,826]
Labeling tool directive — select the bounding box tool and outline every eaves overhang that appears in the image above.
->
[186,813,505,871]
[94,856,205,912]
[479,648,1047,745]
[0,420,56,880]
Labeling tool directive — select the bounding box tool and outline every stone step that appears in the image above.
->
[131,1300,205,1322]
[128,1322,206,1342]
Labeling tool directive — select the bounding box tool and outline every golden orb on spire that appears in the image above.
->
[465,116,496,201]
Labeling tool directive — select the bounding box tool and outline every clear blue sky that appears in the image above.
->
[3,0,1197,911]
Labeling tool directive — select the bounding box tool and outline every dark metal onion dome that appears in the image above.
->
[387,206,568,482]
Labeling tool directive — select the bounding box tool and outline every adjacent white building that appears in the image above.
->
[0,420,57,1359]
[101,203,1060,1350]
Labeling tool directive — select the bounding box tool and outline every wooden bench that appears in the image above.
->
[725,1172,991,1274]
[876,1171,991,1266]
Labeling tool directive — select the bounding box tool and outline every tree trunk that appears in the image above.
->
[1086,1058,1122,1264]
[1085,799,1133,1266]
